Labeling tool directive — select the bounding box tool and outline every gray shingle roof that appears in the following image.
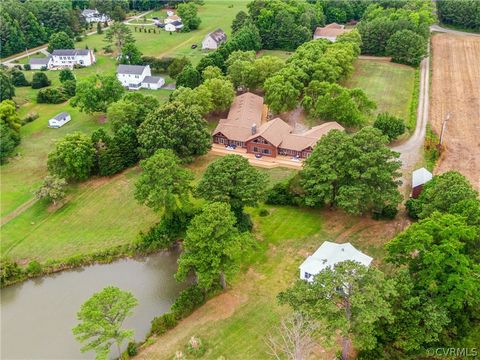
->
[207,28,227,44]
[117,64,147,75]
[53,112,70,120]
[51,49,91,56]
[29,57,50,65]
[143,76,163,84]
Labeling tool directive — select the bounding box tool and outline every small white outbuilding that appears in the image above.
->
[299,241,373,282]
[49,112,71,128]
[411,167,433,198]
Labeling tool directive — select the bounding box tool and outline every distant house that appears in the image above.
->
[81,9,110,23]
[50,49,96,69]
[166,10,175,17]
[202,29,227,50]
[299,241,373,282]
[29,57,52,70]
[411,167,433,198]
[165,20,184,32]
[116,64,165,90]
[313,23,351,42]
[48,112,71,128]
[212,92,344,159]
[164,15,181,24]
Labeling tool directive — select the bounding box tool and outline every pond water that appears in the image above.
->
[1,252,185,359]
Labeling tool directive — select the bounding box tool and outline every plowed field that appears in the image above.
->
[430,33,480,189]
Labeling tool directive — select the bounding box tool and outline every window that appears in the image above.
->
[262,148,271,155]
[253,146,259,153]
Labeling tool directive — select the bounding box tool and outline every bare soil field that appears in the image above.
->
[430,33,480,189]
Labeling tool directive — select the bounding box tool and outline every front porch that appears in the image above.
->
[210,144,303,170]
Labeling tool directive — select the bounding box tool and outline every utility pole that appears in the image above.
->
[439,112,450,146]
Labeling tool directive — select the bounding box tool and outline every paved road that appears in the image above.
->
[0,11,152,67]
[430,24,480,37]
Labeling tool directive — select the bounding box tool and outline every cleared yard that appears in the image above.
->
[77,0,248,65]
[135,208,404,359]
[430,33,480,189]
[343,59,416,123]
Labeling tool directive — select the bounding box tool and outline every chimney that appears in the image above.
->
[251,123,257,135]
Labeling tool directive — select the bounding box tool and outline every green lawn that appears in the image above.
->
[76,0,248,65]
[343,59,416,122]
[136,206,392,359]
[257,49,293,60]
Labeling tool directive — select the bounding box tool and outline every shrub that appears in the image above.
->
[22,112,39,124]
[11,70,30,86]
[265,180,295,205]
[62,79,77,98]
[186,336,206,357]
[59,69,75,83]
[26,260,42,276]
[259,208,269,217]
[31,72,51,89]
[36,87,67,104]
[171,285,206,319]
[405,198,421,219]
[24,64,31,71]
[127,342,137,356]
[150,312,178,335]
[372,204,398,220]
[373,112,406,141]
[140,208,197,248]
[0,259,24,286]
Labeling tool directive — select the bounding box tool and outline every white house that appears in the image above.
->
[202,28,227,50]
[50,49,96,69]
[166,10,175,17]
[49,112,71,128]
[165,20,184,32]
[29,56,52,70]
[116,64,165,90]
[299,241,373,282]
[81,9,110,23]
[164,15,181,24]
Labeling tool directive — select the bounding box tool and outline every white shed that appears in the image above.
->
[202,29,227,50]
[141,76,165,90]
[49,112,71,128]
[299,241,373,282]
[411,167,433,198]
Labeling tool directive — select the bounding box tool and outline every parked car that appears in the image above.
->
[255,153,263,159]
[191,44,198,49]
[152,16,159,20]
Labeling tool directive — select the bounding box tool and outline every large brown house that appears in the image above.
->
[212,92,344,158]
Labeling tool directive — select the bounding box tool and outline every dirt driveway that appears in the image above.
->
[430,33,480,189]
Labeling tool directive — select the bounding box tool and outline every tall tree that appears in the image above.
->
[170,86,214,116]
[72,286,138,359]
[167,57,191,79]
[104,22,134,54]
[301,127,402,215]
[34,175,67,205]
[118,42,143,65]
[176,202,248,290]
[47,132,96,181]
[373,112,405,141]
[0,71,15,101]
[264,67,305,113]
[72,75,125,113]
[386,29,426,67]
[199,78,235,112]
[196,155,268,214]
[137,102,211,161]
[107,93,159,131]
[134,149,193,216]
[0,100,22,132]
[47,31,75,53]
[279,261,396,360]
[59,69,75,83]
[176,65,202,89]
[177,2,201,31]
[231,10,249,33]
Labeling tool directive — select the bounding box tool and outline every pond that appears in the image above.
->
[1,252,185,359]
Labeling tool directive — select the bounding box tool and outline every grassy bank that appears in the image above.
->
[343,59,416,123]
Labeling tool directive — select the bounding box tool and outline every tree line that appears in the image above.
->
[436,0,480,31]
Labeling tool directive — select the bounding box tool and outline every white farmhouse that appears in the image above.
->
[48,112,71,128]
[116,64,165,90]
[299,241,373,282]
[165,20,184,32]
[164,15,181,24]
[81,9,110,23]
[29,56,52,70]
[202,29,227,50]
[50,49,96,69]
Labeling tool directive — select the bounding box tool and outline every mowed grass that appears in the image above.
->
[136,207,353,360]
[343,59,416,122]
[1,168,157,262]
[77,0,249,65]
